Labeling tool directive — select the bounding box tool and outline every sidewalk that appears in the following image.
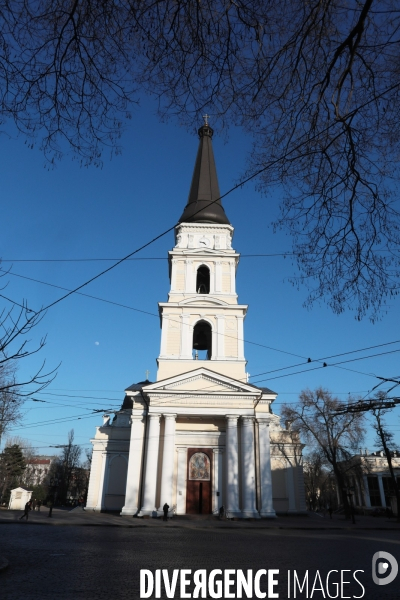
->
[1,507,400,530]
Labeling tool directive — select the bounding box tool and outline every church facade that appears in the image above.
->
[86,121,306,518]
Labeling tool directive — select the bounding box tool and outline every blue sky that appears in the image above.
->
[1,99,399,456]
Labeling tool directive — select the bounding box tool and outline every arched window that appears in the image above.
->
[196,265,210,294]
[193,320,212,360]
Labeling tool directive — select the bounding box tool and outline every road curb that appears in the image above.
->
[0,556,9,572]
[0,519,399,531]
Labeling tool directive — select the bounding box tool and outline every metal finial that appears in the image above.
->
[203,114,210,126]
[145,369,150,380]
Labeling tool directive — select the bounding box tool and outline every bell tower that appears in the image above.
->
[157,120,248,382]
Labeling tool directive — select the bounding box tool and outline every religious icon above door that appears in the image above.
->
[188,452,210,481]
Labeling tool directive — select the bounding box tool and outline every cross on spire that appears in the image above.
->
[203,114,210,126]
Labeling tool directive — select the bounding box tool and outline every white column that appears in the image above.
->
[225,415,241,517]
[257,418,276,518]
[158,414,177,514]
[186,260,193,293]
[176,448,187,515]
[139,414,161,516]
[218,449,224,508]
[211,324,217,361]
[237,316,245,360]
[171,259,177,291]
[363,475,371,508]
[230,261,236,294]
[286,463,297,513]
[241,417,259,518]
[212,448,224,514]
[94,451,108,511]
[160,314,168,357]
[215,261,222,292]
[354,477,362,506]
[86,448,104,510]
[209,262,214,294]
[180,315,191,358]
[378,475,386,508]
[121,415,145,515]
[215,315,225,359]
[336,484,341,506]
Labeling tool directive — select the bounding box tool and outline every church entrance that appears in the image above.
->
[186,448,212,514]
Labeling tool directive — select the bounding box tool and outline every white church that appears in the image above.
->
[86,120,306,518]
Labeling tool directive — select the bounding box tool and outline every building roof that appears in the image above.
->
[125,379,153,393]
[178,123,230,225]
[259,386,276,395]
[122,380,153,409]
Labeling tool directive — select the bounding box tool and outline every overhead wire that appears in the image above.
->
[0,267,306,359]
[0,253,293,262]
[5,82,397,318]
[2,106,400,399]
[3,91,400,432]
[10,364,400,431]
[6,308,400,412]
[3,267,400,380]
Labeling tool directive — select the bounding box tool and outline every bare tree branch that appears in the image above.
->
[1,2,400,317]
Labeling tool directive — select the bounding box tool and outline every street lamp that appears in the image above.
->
[343,486,356,524]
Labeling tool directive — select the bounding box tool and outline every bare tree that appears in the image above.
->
[0,366,24,447]
[0,298,55,394]
[371,393,400,521]
[1,2,400,319]
[0,271,57,442]
[49,430,82,504]
[281,388,366,514]
[302,450,337,512]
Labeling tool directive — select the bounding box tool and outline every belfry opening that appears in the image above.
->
[196,265,210,294]
[193,320,212,360]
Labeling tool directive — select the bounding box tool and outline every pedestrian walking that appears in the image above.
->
[328,506,333,519]
[163,503,169,521]
[48,499,53,518]
[19,500,32,521]
[219,505,225,520]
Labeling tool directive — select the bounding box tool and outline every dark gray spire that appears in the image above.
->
[179,122,230,225]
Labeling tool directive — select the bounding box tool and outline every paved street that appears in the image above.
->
[1,522,399,600]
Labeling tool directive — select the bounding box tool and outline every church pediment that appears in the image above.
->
[144,367,261,396]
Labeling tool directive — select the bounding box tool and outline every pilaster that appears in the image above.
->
[176,448,187,515]
[94,451,107,512]
[215,315,225,360]
[286,462,297,514]
[180,315,191,359]
[237,316,244,360]
[185,260,193,293]
[213,448,224,514]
